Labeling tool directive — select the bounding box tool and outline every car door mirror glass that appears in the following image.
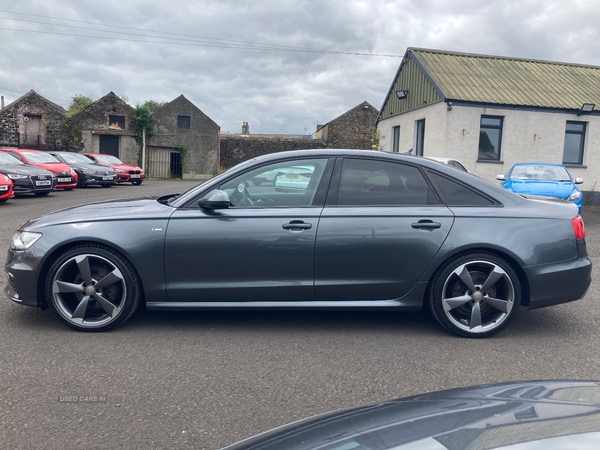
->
[575,177,584,184]
[199,189,231,209]
[496,174,505,181]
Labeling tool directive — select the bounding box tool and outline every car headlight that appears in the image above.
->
[11,231,42,250]
[7,173,28,179]
[116,169,126,173]
[81,169,95,175]
[568,191,581,201]
[2,174,10,182]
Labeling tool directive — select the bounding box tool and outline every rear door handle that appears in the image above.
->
[411,220,441,230]
[282,221,312,230]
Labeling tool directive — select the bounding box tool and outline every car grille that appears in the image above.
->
[31,175,53,190]
[128,170,141,174]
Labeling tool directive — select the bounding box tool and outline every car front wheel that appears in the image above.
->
[428,252,521,338]
[45,245,142,332]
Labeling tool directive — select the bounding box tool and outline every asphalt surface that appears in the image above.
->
[1,181,599,450]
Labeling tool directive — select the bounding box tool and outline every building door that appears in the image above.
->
[24,115,42,147]
[100,135,120,157]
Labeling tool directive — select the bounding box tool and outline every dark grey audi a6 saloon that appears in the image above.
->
[5,150,592,337]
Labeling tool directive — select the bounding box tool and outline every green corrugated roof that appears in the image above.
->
[410,48,600,109]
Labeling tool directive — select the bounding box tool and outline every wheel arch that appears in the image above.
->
[36,239,145,308]
[424,246,531,307]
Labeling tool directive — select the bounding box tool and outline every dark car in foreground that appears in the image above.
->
[84,153,145,185]
[48,151,116,187]
[222,380,600,449]
[0,151,56,196]
[4,150,592,337]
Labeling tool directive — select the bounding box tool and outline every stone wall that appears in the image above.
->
[220,135,326,169]
[151,95,219,175]
[0,91,68,149]
[326,102,379,149]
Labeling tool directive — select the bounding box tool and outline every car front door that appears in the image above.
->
[314,157,455,301]
[164,158,333,303]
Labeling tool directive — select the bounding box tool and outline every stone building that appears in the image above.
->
[377,48,600,200]
[0,90,68,150]
[70,92,140,165]
[149,95,220,179]
[313,101,379,149]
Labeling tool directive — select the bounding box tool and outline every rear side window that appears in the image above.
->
[428,172,495,206]
[337,159,438,206]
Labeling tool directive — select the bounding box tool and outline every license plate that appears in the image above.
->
[285,174,299,179]
[130,174,140,178]
[102,176,114,181]
[57,177,71,183]
[0,186,7,191]
[35,180,51,186]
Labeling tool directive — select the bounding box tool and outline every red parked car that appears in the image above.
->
[0,173,14,202]
[84,153,145,185]
[0,148,78,190]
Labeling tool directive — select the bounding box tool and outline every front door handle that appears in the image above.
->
[411,220,441,230]
[282,221,312,230]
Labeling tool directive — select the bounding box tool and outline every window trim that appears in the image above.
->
[562,120,586,165]
[478,115,503,162]
[425,169,502,207]
[178,115,191,129]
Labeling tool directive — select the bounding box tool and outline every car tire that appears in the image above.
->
[34,192,49,196]
[45,245,142,332]
[64,188,74,191]
[131,180,142,185]
[428,252,521,338]
[102,184,113,188]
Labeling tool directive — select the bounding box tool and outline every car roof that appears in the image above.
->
[511,162,566,167]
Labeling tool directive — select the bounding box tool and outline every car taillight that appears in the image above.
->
[572,216,586,240]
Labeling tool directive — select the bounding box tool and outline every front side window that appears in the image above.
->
[391,126,400,153]
[478,115,503,161]
[415,119,425,156]
[563,121,586,165]
[218,158,328,208]
[337,158,437,206]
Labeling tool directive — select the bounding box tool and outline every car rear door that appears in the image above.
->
[314,157,454,301]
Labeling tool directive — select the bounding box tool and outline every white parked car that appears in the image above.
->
[426,156,469,173]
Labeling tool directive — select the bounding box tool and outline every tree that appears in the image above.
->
[140,100,166,113]
[66,95,93,117]
[134,103,155,140]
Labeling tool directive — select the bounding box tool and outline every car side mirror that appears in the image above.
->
[574,177,584,185]
[199,189,231,209]
[496,174,506,181]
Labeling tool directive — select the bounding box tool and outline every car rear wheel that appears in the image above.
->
[45,245,142,332]
[428,252,521,338]
[102,184,113,188]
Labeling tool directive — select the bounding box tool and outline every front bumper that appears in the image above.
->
[80,174,116,186]
[11,176,56,194]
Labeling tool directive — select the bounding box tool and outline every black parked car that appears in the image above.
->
[5,150,592,336]
[0,151,56,196]
[48,151,116,187]
[222,380,600,449]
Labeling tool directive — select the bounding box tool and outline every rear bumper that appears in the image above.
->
[525,254,592,309]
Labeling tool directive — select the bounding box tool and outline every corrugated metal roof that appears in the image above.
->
[410,48,600,110]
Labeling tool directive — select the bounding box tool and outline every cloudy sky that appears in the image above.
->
[1,0,599,134]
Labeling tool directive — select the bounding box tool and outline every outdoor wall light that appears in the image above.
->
[395,90,409,100]
[578,103,595,115]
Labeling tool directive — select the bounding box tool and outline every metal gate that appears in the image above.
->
[147,146,183,179]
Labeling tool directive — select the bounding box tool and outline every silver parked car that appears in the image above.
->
[5,150,592,337]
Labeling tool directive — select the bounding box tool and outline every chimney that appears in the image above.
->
[242,121,250,135]
[1,96,4,109]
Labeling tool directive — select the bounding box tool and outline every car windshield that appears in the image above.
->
[21,151,61,163]
[0,152,25,165]
[95,155,123,164]
[510,165,571,182]
[56,152,95,164]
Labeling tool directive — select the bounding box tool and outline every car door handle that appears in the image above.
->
[411,220,441,230]
[282,221,312,230]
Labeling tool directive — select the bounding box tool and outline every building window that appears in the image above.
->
[478,116,503,161]
[563,121,586,165]
[178,115,191,129]
[391,126,400,152]
[108,115,125,130]
[415,119,425,156]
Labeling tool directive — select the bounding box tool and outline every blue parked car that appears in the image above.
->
[497,163,584,212]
